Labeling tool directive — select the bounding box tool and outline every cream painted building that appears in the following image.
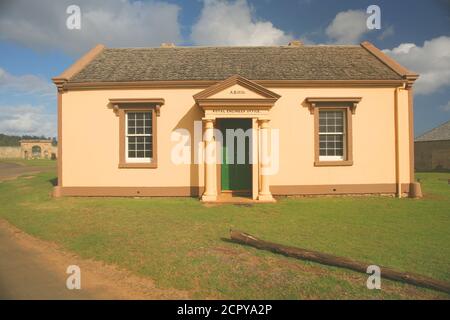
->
[52,41,421,201]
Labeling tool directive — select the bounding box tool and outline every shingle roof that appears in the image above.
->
[416,120,450,142]
[68,45,403,82]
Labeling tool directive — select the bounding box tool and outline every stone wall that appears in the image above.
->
[0,146,21,158]
[20,140,55,159]
[415,140,450,171]
[0,142,58,159]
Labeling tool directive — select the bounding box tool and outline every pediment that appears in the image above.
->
[209,83,266,99]
[193,75,281,101]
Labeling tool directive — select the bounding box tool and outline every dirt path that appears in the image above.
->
[0,219,189,299]
[0,162,52,182]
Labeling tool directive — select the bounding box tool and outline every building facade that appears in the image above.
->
[52,41,421,201]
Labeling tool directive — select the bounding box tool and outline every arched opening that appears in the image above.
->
[32,145,42,158]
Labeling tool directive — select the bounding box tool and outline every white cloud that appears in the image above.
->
[378,25,395,41]
[0,67,54,96]
[0,0,181,55]
[191,0,292,46]
[0,105,56,137]
[325,10,370,44]
[383,36,450,95]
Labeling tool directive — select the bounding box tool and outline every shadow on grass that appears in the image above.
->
[48,177,58,186]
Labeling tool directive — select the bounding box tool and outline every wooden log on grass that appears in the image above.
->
[230,230,450,294]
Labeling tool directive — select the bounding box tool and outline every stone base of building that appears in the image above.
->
[51,183,421,199]
[52,186,62,198]
[409,182,423,198]
[257,194,276,202]
[201,194,218,202]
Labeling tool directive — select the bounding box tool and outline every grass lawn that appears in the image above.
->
[0,158,57,167]
[0,160,449,299]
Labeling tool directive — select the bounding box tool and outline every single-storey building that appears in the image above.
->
[415,120,450,171]
[52,41,421,201]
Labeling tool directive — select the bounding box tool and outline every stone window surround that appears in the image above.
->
[306,97,361,167]
[109,98,164,169]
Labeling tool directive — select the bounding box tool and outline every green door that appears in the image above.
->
[220,119,252,191]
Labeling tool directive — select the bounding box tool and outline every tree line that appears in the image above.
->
[0,134,57,146]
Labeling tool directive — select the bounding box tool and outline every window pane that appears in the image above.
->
[126,111,153,159]
[318,110,345,160]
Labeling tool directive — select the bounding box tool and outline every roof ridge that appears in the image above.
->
[416,119,450,141]
[360,41,419,85]
[104,45,361,50]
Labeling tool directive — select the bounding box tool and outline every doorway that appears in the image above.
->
[31,146,42,158]
[218,118,252,194]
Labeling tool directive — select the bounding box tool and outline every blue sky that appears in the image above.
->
[0,0,449,137]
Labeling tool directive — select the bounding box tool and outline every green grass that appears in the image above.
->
[0,158,56,167]
[0,161,449,299]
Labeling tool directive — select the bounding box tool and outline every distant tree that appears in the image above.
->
[0,133,53,146]
[0,134,21,146]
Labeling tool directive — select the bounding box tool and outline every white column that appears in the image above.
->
[251,118,259,200]
[201,119,217,201]
[258,119,275,202]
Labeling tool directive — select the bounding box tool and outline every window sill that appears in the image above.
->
[119,162,157,169]
[314,160,353,167]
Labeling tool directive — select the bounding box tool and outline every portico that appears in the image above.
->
[193,75,280,202]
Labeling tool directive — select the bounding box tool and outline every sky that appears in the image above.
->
[0,0,449,138]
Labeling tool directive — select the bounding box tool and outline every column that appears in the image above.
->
[258,119,275,202]
[201,119,218,201]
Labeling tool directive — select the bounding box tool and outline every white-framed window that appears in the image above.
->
[125,111,152,163]
[319,110,346,161]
